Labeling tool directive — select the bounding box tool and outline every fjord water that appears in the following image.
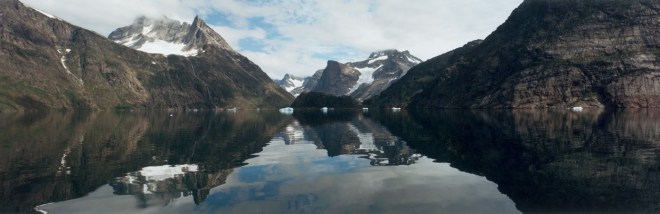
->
[1,109,659,213]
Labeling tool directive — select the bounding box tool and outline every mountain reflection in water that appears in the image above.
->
[0,108,658,213]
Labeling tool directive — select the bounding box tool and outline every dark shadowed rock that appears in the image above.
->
[290,92,361,108]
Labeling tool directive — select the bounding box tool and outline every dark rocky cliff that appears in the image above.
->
[369,0,660,108]
[0,0,292,110]
[290,92,361,108]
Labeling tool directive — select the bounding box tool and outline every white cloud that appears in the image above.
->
[209,25,267,49]
[20,0,523,79]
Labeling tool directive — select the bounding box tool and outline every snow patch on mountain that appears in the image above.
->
[285,78,305,92]
[368,55,389,64]
[349,65,382,94]
[137,40,198,56]
[32,7,56,19]
[406,55,422,64]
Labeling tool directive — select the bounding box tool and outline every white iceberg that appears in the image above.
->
[279,107,294,114]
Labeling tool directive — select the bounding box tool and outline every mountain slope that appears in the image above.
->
[369,0,660,108]
[0,0,292,110]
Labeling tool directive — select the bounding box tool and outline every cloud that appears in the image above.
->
[20,0,523,79]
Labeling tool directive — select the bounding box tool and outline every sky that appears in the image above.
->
[22,0,523,79]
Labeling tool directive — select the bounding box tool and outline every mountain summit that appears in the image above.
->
[108,16,233,56]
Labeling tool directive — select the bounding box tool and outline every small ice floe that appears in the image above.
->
[571,106,583,112]
[321,107,328,113]
[279,107,294,114]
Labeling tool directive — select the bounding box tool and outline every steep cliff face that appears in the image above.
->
[370,0,660,108]
[0,0,292,110]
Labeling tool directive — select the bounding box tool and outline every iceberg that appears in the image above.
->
[279,107,294,114]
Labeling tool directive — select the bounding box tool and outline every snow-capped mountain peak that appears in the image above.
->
[275,74,307,97]
[108,16,233,57]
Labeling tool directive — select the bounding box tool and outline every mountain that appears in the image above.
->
[0,0,292,110]
[274,74,306,97]
[108,16,233,56]
[368,0,660,108]
[277,50,421,100]
[345,50,422,101]
[274,70,324,97]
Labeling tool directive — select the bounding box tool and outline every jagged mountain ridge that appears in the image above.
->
[108,16,234,56]
[368,0,660,108]
[274,70,324,97]
[0,0,292,110]
[274,74,306,97]
[276,50,421,100]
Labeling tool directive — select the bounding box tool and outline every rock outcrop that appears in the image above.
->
[368,0,660,108]
[0,0,292,110]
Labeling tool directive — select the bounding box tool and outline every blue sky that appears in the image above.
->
[22,0,523,79]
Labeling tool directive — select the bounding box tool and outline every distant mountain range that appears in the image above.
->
[367,0,660,108]
[275,50,422,101]
[0,0,292,110]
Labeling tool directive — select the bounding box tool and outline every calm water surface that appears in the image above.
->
[1,109,659,213]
